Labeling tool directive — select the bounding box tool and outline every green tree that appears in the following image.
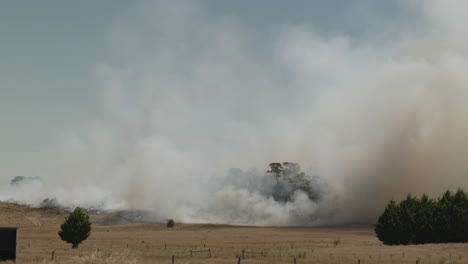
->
[267,162,321,202]
[413,194,435,244]
[267,162,284,182]
[397,194,418,244]
[434,189,468,242]
[374,199,401,245]
[167,219,175,228]
[375,189,468,245]
[433,190,454,242]
[450,189,468,242]
[58,207,92,248]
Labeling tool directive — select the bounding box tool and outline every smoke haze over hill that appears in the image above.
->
[2,1,468,225]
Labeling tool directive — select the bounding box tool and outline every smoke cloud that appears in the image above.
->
[2,0,468,225]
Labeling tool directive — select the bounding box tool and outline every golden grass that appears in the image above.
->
[0,202,467,263]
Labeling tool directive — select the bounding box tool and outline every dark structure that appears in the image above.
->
[0,227,17,262]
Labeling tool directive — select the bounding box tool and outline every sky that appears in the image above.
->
[0,0,419,180]
[2,1,468,225]
[1,2,115,177]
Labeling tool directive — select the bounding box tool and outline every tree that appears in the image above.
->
[413,194,435,244]
[167,219,175,228]
[397,194,418,244]
[375,189,468,245]
[267,162,284,182]
[267,162,321,202]
[433,190,454,242]
[434,189,468,242]
[58,207,92,248]
[448,189,468,242]
[374,199,401,245]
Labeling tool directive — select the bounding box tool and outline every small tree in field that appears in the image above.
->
[58,207,92,248]
[167,219,175,228]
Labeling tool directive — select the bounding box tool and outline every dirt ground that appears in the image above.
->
[0,202,467,264]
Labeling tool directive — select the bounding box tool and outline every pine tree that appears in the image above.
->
[376,189,468,245]
[58,207,92,248]
[375,199,401,245]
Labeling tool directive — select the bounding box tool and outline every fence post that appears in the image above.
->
[358,259,360,264]
[165,243,167,249]
[294,257,297,264]
[51,251,55,260]
[237,256,241,264]
[242,249,245,259]
[209,248,212,258]
[172,255,174,264]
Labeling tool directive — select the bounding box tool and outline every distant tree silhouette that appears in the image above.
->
[267,162,321,202]
[167,219,175,228]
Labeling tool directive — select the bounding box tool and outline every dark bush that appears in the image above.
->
[167,219,175,228]
[375,189,468,245]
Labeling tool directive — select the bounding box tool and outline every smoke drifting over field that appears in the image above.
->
[3,1,468,225]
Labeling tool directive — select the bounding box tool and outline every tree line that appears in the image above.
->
[375,189,468,245]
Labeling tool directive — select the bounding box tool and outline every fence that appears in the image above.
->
[190,248,212,258]
[42,241,440,264]
[167,255,424,263]
[241,249,264,258]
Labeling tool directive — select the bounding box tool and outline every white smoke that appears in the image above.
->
[3,0,468,225]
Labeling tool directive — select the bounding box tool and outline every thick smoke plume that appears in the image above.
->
[2,1,468,225]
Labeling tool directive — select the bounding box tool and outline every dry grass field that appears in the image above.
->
[0,202,467,264]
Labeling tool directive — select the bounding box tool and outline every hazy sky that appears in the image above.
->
[0,1,420,179]
[3,1,468,225]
